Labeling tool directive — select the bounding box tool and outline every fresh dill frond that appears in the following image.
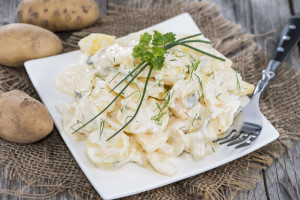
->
[151,90,174,126]
[194,74,203,91]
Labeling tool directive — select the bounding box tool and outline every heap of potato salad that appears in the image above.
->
[55,31,254,175]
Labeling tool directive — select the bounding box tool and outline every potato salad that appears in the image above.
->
[55,31,254,175]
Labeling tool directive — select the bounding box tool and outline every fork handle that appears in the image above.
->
[254,14,300,95]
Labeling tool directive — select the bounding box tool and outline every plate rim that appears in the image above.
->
[24,13,279,200]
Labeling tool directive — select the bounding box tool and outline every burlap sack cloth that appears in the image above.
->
[1,0,300,199]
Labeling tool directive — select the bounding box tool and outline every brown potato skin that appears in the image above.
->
[17,0,100,32]
[0,23,62,67]
[0,90,54,143]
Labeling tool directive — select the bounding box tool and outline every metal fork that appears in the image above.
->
[213,14,300,149]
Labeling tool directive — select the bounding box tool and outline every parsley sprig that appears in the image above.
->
[72,31,225,141]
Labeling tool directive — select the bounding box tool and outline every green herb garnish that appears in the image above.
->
[235,70,241,91]
[192,113,198,127]
[99,120,105,139]
[72,31,226,141]
[151,90,174,125]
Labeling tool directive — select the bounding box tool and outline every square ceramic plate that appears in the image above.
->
[25,13,279,200]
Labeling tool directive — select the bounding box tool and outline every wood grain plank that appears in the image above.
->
[0,0,22,24]
[264,141,300,200]
[234,174,268,200]
[291,0,300,14]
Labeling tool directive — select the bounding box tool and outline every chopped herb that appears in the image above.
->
[151,90,174,125]
[192,113,198,127]
[120,108,123,113]
[71,120,82,131]
[125,115,133,123]
[124,91,139,100]
[185,64,191,74]
[236,70,241,91]
[109,72,121,84]
[99,120,105,139]
[96,74,106,81]
[129,74,141,101]
[189,60,200,81]
[184,111,190,117]
[169,59,177,61]
[194,74,203,90]
[216,93,222,98]
[197,90,201,98]
[88,86,95,97]
[212,147,215,152]
[154,80,163,88]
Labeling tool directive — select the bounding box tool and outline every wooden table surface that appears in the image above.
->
[1,0,300,199]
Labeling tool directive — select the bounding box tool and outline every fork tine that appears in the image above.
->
[235,135,258,149]
[213,129,236,143]
[219,131,246,145]
[227,133,253,146]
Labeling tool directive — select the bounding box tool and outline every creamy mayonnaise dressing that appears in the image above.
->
[55,30,254,175]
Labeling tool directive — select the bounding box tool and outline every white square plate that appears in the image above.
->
[25,13,279,200]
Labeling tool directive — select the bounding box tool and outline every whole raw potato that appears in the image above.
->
[17,0,100,32]
[0,90,54,143]
[0,23,62,67]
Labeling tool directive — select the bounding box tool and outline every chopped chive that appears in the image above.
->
[125,116,133,123]
[99,120,105,139]
[216,93,222,98]
[88,86,95,97]
[194,74,203,90]
[192,113,198,127]
[96,74,106,81]
[71,120,82,131]
[169,59,177,61]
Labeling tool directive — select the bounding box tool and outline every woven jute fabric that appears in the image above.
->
[1,0,300,199]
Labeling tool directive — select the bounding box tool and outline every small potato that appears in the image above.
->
[0,90,53,143]
[0,23,62,67]
[17,0,100,32]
